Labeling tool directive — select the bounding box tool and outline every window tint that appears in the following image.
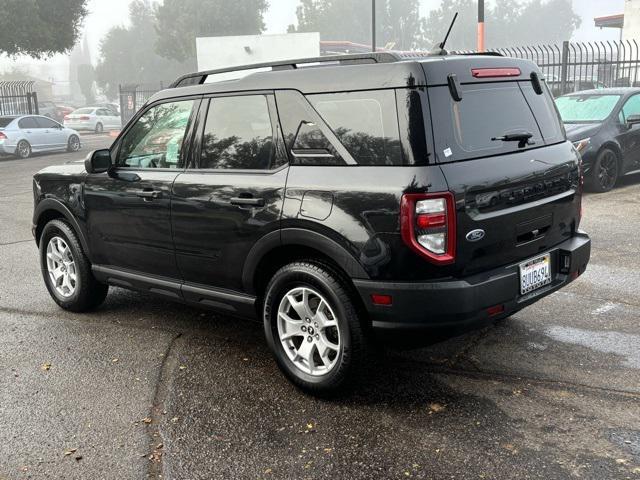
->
[200,95,274,170]
[117,100,194,169]
[275,90,345,166]
[0,117,14,128]
[428,82,543,162]
[521,83,565,144]
[621,95,640,122]
[18,117,38,129]
[74,108,95,115]
[35,117,60,128]
[308,90,403,165]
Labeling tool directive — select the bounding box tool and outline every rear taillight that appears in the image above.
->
[400,192,456,265]
[471,67,521,78]
[80,116,91,121]
[64,115,70,121]
[0,132,7,140]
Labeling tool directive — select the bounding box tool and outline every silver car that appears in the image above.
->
[0,115,81,159]
[64,107,121,133]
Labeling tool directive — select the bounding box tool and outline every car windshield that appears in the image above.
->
[0,117,14,128]
[555,94,621,123]
[73,108,95,114]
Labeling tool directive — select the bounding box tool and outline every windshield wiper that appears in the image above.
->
[491,131,535,148]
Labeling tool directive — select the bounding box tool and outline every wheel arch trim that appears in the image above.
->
[34,199,91,261]
[241,228,370,294]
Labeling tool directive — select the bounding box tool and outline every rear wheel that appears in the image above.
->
[589,148,619,193]
[16,140,31,159]
[263,261,373,395]
[94,123,104,134]
[39,219,108,312]
[67,134,81,152]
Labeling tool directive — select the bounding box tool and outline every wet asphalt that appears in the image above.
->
[0,137,639,479]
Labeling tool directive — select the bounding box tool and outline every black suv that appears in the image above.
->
[32,53,591,394]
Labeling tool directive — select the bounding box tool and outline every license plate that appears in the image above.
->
[519,253,552,295]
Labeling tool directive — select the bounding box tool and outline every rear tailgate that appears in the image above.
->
[423,56,581,275]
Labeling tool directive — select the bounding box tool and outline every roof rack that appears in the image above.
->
[170,52,401,88]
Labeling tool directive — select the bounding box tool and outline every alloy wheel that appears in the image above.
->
[17,141,30,158]
[69,136,81,151]
[598,151,618,191]
[46,236,77,298]
[277,287,341,376]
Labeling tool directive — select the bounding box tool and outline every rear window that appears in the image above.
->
[73,108,95,114]
[0,117,13,128]
[428,81,563,163]
[307,90,403,166]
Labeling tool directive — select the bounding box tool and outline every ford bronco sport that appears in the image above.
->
[33,52,591,394]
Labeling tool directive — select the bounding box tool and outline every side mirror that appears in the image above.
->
[85,149,112,174]
[627,114,640,127]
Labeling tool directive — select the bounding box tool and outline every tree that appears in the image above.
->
[0,0,88,58]
[424,0,582,51]
[155,0,269,63]
[290,0,427,51]
[95,1,191,99]
[77,64,95,105]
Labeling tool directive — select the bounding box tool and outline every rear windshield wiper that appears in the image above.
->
[491,131,535,148]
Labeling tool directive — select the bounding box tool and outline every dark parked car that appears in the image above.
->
[32,53,591,394]
[556,88,640,192]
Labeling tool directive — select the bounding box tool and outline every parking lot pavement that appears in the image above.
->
[0,147,639,480]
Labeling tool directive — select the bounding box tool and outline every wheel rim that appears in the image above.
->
[598,152,618,190]
[46,236,77,298]
[18,142,29,158]
[96,124,103,133]
[70,136,80,151]
[277,287,341,376]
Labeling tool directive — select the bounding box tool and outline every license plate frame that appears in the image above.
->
[519,253,552,295]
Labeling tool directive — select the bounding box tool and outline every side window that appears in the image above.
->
[117,100,195,169]
[275,90,346,166]
[97,109,109,117]
[199,95,274,170]
[35,117,60,129]
[620,95,640,123]
[307,90,403,166]
[18,117,38,129]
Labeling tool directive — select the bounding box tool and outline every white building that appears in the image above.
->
[196,33,320,81]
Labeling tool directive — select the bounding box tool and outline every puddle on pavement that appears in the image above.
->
[546,326,640,369]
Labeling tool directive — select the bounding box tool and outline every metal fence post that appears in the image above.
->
[560,40,570,96]
[31,92,39,114]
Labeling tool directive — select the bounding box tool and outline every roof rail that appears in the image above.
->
[169,52,401,88]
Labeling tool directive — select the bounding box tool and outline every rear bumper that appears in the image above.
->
[354,232,591,331]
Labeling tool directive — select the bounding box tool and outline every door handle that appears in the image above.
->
[137,189,162,199]
[230,196,265,207]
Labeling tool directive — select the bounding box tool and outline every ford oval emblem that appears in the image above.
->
[466,229,485,242]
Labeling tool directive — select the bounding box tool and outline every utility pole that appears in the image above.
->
[372,0,376,52]
[477,0,485,52]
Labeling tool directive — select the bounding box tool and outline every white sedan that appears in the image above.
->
[64,107,121,133]
[0,115,81,159]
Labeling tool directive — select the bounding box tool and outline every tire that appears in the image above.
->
[67,134,81,152]
[95,123,104,134]
[39,219,108,312]
[16,140,31,159]
[588,148,619,193]
[263,261,373,395]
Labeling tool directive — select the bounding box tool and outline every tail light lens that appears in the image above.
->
[0,132,7,140]
[401,192,456,265]
[64,115,70,121]
[80,116,91,121]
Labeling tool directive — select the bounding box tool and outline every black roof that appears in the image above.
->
[148,52,542,104]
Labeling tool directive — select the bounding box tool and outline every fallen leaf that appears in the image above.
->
[323,448,333,453]
[142,417,152,424]
[156,443,163,449]
[112,358,119,363]
[64,448,77,456]
[264,468,272,474]
[428,403,445,413]
[41,363,52,371]
[179,365,187,370]
[171,417,179,423]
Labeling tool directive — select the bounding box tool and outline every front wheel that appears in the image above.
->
[94,123,104,134]
[263,261,373,395]
[39,219,108,312]
[67,134,81,152]
[588,148,619,193]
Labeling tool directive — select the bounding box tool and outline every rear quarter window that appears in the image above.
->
[428,82,559,163]
[307,90,403,166]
